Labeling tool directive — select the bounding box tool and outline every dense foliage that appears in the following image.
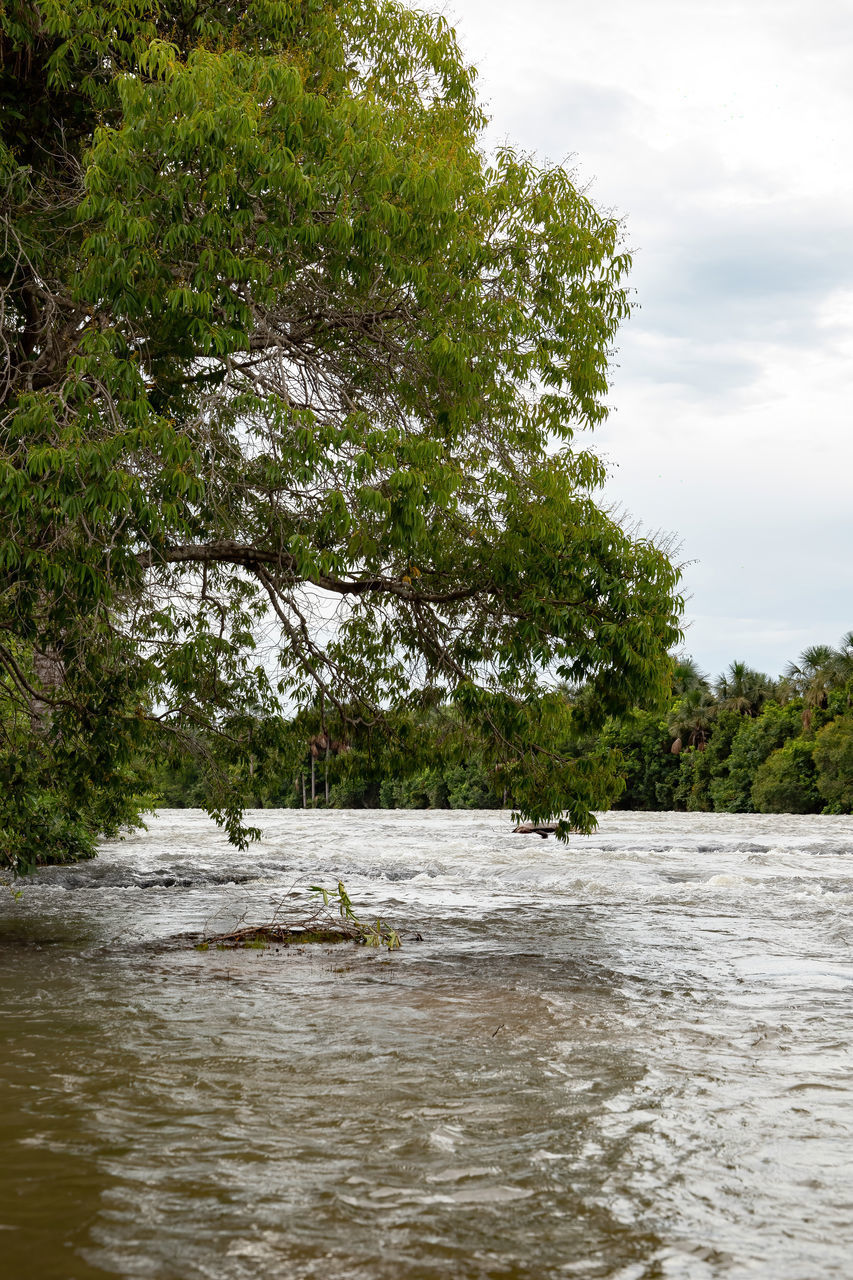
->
[591,641,853,816]
[155,635,853,816]
[1,0,682,869]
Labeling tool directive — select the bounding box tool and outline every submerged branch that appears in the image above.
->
[196,881,402,950]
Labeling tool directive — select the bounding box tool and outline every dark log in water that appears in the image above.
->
[513,822,559,837]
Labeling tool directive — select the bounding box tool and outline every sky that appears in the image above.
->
[444,0,853,680]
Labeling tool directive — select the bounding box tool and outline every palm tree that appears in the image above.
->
[836,633,853,695]
[714,660,774,718]
[668,685,717,753]
[784,644,837,696]
[670,654,709,698]
[784,642,845,730]
[665,655,713,753]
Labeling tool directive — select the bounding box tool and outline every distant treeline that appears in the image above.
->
[155,635,853,816]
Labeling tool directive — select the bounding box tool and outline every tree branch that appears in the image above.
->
[137,542,486,604]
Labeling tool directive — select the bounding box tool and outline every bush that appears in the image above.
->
[673,746,712,811]
[445,764,499,809]
[813,716,853,812]
[604,710,680,810]
[378,779,398,809]
[327,776,377,808]
[751,739,821,813]
[711,702,800,812]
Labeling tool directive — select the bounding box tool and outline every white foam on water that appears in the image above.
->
[5,807,853,1279]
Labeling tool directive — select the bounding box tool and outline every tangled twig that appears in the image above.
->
[197,880,401,950]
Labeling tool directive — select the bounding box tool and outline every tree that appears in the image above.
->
[813,716,853,812]
[785,643,845,731]
[670,654,708,698]
[672,745,712,811]
[710,700,800,812]
[0,0,682,870]
[665,653,712,753]
[838,632,853,681]
[750,739,821,814]
[603,708,680,810]
[714,661,774,719]
[667,684,716,753]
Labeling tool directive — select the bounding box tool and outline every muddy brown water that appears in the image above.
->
[2,809,852,1279]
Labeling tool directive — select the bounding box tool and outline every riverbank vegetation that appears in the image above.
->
[154,635,853,816]
[1,0,682,871]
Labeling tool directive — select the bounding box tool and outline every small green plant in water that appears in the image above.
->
[195,881,401,950]
[310,881,401,950]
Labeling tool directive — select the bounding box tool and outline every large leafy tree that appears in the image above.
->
[0,0,681,869]
[751,739,821,815]
[813,716,853,812]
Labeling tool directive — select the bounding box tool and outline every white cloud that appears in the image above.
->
[445,0,853,674]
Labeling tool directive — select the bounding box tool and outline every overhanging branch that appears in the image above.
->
[137,542,486,604]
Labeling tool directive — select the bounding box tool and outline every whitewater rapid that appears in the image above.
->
[2,809,852,1279]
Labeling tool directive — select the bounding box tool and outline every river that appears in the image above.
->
[1,809,852,1279]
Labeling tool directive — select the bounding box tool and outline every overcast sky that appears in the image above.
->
[444,0,853,679]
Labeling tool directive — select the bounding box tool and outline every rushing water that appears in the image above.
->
[2,809,853,1280]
